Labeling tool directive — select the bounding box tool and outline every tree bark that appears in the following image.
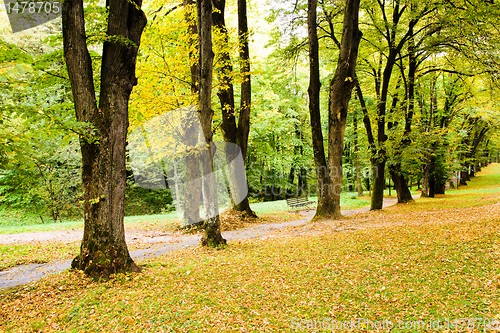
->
[182,0,201,226]
[197,0,226,247]
[327,0,362,217]
[390,165,413,202]
[353,111,363,196]
[212,0,255,217]
[307,0,361,219]
[307,0,334,219]
[389,22,415,204]
[237,0,251,163]
[62,0,147,277]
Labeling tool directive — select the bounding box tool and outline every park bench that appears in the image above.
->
[286,195,315,210]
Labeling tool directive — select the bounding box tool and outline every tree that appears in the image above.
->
[212,0,255,217]
[62,0,147,277]
[197,0,226,247]
[183,0,202,226]
[307,0,361,219]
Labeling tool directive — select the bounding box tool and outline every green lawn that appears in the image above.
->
[0,192,371,234]
[1,164,499,332]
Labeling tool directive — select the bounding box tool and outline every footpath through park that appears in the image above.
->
[0,197,403,289]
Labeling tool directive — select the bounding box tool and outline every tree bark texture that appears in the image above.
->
[62,0,147,277]
[307,0,361,220]
[197,0,226,246]
[182,0,201,226]
[353,111,363,196]
[327,0,362,218]
[237,0,252,163]
[307,0,334,219]
[212,0,255,217]
[390,164,413,202]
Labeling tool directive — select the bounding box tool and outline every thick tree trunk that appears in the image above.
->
[390,166,413,203]
[307,0,361,220]
[327,0,361,217]
[198,0,226,246]
[434,180,446,195]
[63,0,146,277]
[465,162,471,181]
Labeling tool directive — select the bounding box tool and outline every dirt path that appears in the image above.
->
[0,197,401,289]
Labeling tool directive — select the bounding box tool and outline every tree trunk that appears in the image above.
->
[212,0,255,217]
[353,112,363,196]
[327,0,361,217]
[182,0,201,226]
[421,160,431,197]
[307,0,361,220]
[298,167,307,196]
[238,0,251,162]
[198,0,226,247]
[390,22,415,204]
[307,0,334,219]
[62,0,146,278]
[469,164,475,178]
[459,168,468,186]
[287,165,295,198]
[371,160,385,209]
[390,165,413,203]
[233,0,254,216]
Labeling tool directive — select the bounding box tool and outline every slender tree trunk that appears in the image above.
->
[389,23,415,204]
[198,0,226,246]
[353,112,363,196]
[234,0,254,216]
[212,0,255,217]
[287,165,295,198]
[307,0,334,219]
[63,0,146,277]
[238,0,251,162]
[299,167,307,196]
[182,0,201,226]
[428,156,436,198]
[421,159,431,197]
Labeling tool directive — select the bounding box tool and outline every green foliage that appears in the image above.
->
[247,60,314,199]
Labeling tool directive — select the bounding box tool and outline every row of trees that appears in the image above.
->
[267,0,500,218]
[1,0,499,277]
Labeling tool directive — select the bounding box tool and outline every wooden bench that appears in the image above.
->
[286,195,314,210]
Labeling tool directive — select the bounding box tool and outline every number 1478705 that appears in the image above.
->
[5,1,61,15]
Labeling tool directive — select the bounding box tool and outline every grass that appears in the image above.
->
[0,242,79,271]
[0,192,371,235]
[0,164,499,331]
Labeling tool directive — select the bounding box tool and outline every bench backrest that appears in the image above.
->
[286,195,310,204]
